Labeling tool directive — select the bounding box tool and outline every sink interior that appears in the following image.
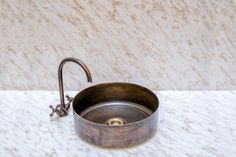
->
[79,101,153,125]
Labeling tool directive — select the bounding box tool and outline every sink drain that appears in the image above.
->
[105,117,127,126]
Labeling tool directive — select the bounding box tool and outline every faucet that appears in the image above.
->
[49,57,92,117]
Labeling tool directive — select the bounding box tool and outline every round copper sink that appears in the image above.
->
[73,82,159,148]
[50,58,159,148]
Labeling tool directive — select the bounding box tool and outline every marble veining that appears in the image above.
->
[0,91,235,157]
[0,0,236,90]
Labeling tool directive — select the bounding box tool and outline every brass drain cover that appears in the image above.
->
[105,117,127,126]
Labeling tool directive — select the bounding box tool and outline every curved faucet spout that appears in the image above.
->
[58,58,92,108]
[50,57,92,117]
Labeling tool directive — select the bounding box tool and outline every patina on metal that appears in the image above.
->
[50,57,159,148]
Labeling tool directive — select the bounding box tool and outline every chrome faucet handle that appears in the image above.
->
[49,95,73,117]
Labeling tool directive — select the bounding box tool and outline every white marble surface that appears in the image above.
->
[0,91,236,157]
[0,0,236,90]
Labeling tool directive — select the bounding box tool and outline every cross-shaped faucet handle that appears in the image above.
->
[49,95,73,117]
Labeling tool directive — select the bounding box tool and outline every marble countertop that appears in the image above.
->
[0,91,235,157]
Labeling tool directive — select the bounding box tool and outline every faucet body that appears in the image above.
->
[50,57,92,117]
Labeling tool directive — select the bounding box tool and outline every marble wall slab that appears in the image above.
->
[0,0,235,90]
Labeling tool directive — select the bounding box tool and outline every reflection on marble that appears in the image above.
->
[0,0,236,90]
[0,91,235,157]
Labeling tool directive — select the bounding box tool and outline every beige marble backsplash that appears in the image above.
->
[0,0,235,90]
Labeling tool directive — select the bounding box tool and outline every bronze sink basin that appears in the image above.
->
[49,57,159,148]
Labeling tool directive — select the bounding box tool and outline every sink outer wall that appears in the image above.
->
[73,109,158,148]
